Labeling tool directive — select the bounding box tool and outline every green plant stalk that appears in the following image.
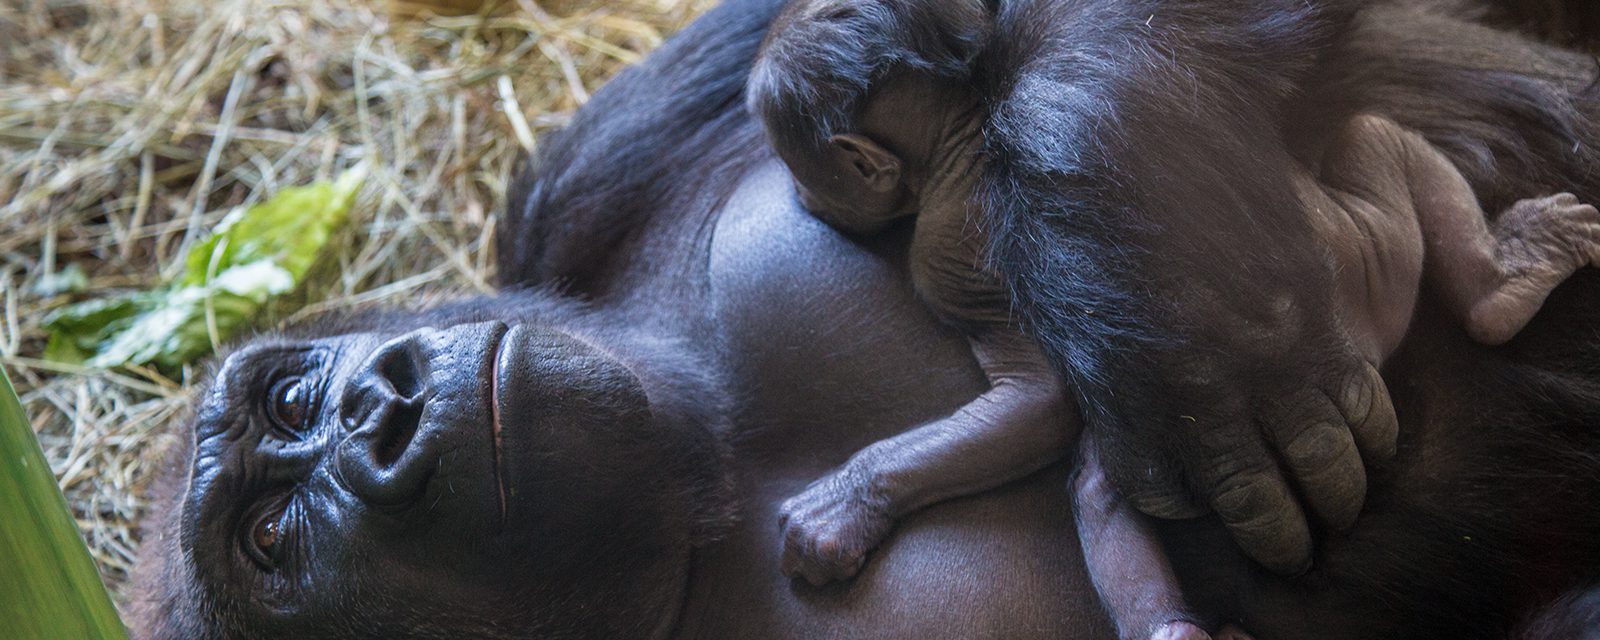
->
[0,366,127,639]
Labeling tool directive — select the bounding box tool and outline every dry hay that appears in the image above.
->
[0,0,714,605]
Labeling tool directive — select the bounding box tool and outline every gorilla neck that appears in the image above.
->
[595,324,739,546]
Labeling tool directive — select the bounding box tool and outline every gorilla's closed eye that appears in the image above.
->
[266,376,314,440]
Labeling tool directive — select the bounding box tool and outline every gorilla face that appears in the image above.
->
[136,293,732,639]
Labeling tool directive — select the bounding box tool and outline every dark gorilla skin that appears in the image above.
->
[130,0,1600,638]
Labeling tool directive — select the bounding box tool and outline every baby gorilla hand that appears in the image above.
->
[779,466,894,586]
[1098,321,1398,576]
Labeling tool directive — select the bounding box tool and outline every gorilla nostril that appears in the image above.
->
[362,337,430,464]
[372,401,423,468]
[336,333,438,505]
[337,395,429,506]
[375,341,427,401]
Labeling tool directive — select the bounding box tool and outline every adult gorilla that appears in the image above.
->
[129,0,1600,638]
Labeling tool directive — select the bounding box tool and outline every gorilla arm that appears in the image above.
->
[978,0,1391,575]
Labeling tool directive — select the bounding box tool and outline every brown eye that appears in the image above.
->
[267,376,311,436]
[254,514,283,551]
[247,500,293,569]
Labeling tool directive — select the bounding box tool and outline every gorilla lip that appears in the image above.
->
[489,327,510,523]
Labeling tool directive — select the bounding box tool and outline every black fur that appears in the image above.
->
[1489,0,1600,51]
[975,0,1361,391]
[498,0,782,295]
[745,0,990,156]
[1293,4,1600,209]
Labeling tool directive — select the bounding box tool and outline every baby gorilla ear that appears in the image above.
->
[828,133,903,194]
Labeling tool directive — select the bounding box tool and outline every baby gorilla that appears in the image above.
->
[748,2,1600,639]
[757,64,1232,640]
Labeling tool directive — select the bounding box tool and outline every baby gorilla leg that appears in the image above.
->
[1322,114,1600,347]
[1464,192,1600,344]
[1075,436,1237,640]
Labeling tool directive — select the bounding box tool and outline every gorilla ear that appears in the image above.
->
[827,133,903,194]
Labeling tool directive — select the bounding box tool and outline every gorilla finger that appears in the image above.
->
[1338,362,1398,466]
[780,540,804,579]
[802,547,859,587]
[783,546,836,586]
[1204,467,1313,575]
[802,564,835,587]
[1117,451,1206,519]
[1094,429,1207,519]
[1129,486,1209,520]
[1276,417,1366,531]
[780,520,819,579]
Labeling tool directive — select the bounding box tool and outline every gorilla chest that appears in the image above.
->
[707,161,986,456]
[691,162,1106,639]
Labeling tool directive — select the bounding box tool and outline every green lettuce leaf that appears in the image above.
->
[43,166,365,371]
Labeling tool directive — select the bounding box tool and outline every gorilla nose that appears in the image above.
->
[335,322,504,506]
[337,333,430,505]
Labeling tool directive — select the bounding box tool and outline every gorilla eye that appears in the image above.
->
[267,376,312,439]
[247,499,294,569]
[255,513,283,552]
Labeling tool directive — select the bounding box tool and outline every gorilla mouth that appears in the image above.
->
[489,327,511,524]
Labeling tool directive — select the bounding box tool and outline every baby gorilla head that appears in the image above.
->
[747,0,991,235]
[784,132,912,233]
[758,73,988,238]
[127,292,733,639]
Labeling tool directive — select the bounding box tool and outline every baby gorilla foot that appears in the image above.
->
[778,468,894,586]
[1468,193,1600,345]
[1150,621,1213,640]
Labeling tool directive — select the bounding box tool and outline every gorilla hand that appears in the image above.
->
[1094,304,1399,575]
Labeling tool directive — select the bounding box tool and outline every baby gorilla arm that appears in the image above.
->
[778,333,1073,585]
[773,69,1088,586]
